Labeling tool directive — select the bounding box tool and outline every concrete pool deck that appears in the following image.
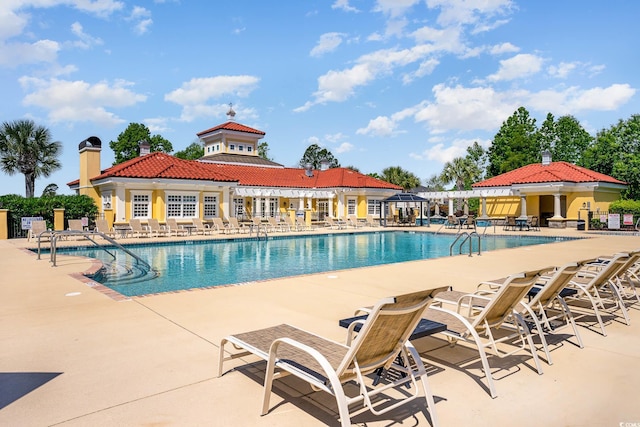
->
[1,225,639,426]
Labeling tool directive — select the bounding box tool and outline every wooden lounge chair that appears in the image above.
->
[165,218,188,237]
[147,218,169,237]
[128,218,151,238]
[425,269,545,398]
[461,215,475,230]
[218,288,447,427]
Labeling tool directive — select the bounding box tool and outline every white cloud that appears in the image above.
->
[310,32,345,57]
[128,6,152,34]
[335,142,354,153]
[357,116,398,137]
[165,75,260,121]
[411,137,490,164]
[547,61,577,79]
[332,0,359,13]
[489,42,519,55]
[325,132,347,143]
[69,22,103,49]
[403,58,439,84]
[427,0,514,29]
[0,39,60,67]
[19,76,146,126]
[527,83,636,113]
[487,53,544,81]
[373,0,421,18]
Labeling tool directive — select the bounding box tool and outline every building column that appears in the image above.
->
[448,198,454,215]
[479,197,488,219]
[552,194,563,219]
[115,186,126,223]
[518,196,527,219]
[221,189,230,220]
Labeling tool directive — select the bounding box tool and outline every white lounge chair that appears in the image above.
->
[147,218,169,237]
[128,218,151,238]
[165,218,188,237]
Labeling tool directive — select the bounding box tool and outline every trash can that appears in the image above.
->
[577,220,585,230]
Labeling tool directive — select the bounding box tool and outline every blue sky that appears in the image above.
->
[1,0,637,196]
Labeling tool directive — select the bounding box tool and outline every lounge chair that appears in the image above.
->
[128,218,151,238]
[28,220,49,242]
[192,217,213,235]
[425,269,545,398]
[461,215,475,230]
[444,261,592,365]
[295,216,311,231]
[218,288,447,427]
[324,216,344,229]
[266,216,283,232]
[147,218,169,237]
[563,252,633,336]
[503,216,517,231]
[165,218,188,237]
[211,217,228,234]
[346,214,363,228]
[445,215,459,229]
[94,218,116,238]
[365,214,380,227]
[226,217,245,234]
[281,216,295,232]
[65,219,85,240]
[527,215,540,231]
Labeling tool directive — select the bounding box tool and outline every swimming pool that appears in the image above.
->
[51,231,576,297]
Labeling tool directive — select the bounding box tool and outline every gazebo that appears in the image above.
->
[381,193,430,226]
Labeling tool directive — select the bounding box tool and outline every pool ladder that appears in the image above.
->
[37,229,151,270]
[250,224,268,241]
[449,231,481,257]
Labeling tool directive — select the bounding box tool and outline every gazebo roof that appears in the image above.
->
[383,193,428,203]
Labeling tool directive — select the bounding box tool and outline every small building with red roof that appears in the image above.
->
[470,152,626,227]
[69,112,401,228]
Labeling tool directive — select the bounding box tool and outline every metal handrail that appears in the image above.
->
[449,231,481,257]
[42,230,150,270]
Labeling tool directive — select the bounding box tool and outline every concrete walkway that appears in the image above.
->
[1,227,639,426]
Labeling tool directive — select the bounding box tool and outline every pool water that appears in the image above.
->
[54,231,575,297]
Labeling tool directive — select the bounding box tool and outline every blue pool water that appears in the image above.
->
[53,231,575,297]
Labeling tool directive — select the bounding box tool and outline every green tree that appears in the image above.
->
[465,141,487,181]
[424,174,446,191]
[109,123,173,165]
[344,165,360,172]
[439,157,478,191]
[487,107,539,177]
[41,183,58,197]
[0,119,62,198]
[174,141,204,160]
[537,113,592,164]
[258,141,272,161]
[299,144,340,169]
[380,166,421,190]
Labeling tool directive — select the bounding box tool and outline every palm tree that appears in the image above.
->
[380,166,421,191]
[439,157,477,191]
[0,119,62,198]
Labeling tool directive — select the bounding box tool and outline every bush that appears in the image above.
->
[0,194,99,231]
[609,199,640,217]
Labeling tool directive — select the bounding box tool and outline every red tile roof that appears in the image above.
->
[196,121,265,137]
[91,152,238,182]
[70,152,402,190]
[473,161,626,188]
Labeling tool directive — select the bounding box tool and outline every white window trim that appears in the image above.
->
[166,191,199,219]
[131,191,152,219]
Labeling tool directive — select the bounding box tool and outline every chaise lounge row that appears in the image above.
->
[217,249,640,426]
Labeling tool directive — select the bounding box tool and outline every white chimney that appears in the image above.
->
[139,140,151,156]
[541,150,552,166]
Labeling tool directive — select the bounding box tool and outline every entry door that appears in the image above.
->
[318,200,329,220]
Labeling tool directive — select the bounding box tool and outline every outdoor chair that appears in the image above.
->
[266,217,283,232]
[295,216,311,231]
[527,215,540,231]
[218,288,447,427]
[147,218,169,237]
[324,217,344,229]
[192,217,213,235]
[94,218,116,238]
[445,215,459,229]
[211,217,228,234]
[444,261,593,366]
[563,252,636,335]
[365,214,380,227]
[128,218,151,238]
[28,220,50,242]
[461,215,476,230]
[503,216,517,231]
[226,217,246,234]
[346,214,363,228]
[165,218,188,237]
[424,269,545,398]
